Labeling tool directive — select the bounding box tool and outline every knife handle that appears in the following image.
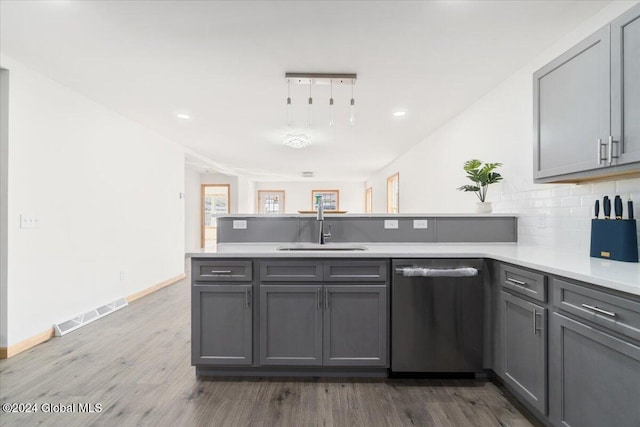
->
[594,200,600,219]
[603,196,611,219]
[614,196,623,219]
[629,200,635,220]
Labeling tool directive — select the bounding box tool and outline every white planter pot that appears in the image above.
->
[476,202,492,214]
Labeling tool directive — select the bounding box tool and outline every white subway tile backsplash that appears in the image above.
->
[591,181,617,194]
[569,184,592,196]
[502,177,639,254]
[615,178,640,194]
[551,187,571,198]
[560,197,581,208]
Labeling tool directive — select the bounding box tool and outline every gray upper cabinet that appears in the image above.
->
[533,26,610,180]
[499,290,547,415]
[259,285,323,366]
[549,312,640,427]
[533,4,640,182]
[192,284,253,366]
[611,4,640,166]
[323,285,387,366]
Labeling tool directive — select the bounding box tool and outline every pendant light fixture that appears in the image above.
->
[329,81,335,127]
[349,79,356,126]
[308,83,313,127]
[286,79,292,126]
[284,72,357,127]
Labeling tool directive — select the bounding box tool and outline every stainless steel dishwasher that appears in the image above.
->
[391,259,484,373]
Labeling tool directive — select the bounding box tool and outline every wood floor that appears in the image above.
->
[0,269,538,427]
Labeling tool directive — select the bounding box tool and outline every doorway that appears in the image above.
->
[201,184,230,248]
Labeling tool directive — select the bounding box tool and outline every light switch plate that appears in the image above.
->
[384,219,399,229]
[413,219,428,229]
[20,214,40,229]
[233,220,247,229]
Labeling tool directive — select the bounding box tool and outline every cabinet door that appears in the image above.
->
[499,291,547,415]
[192,284,252,365]
[259,285,323,366]
[533,26,610,180]
[550,313,640,427]
[323,285,387,367]
[611,4,640,165]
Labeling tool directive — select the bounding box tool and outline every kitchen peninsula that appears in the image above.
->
[188,214,640,426]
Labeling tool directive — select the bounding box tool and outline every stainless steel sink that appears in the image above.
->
[277,245,367,251]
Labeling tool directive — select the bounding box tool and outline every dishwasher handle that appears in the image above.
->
[395,267,479,277]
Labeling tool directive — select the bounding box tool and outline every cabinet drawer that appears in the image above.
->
[192,260,252,282]
[323,260,388,282]
[259,260,323,282]
[552,277,640,342]
[500,264,547,302]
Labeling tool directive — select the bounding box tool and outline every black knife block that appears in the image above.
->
[590,219,638,262]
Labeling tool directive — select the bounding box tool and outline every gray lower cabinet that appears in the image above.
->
[499,290,547,415]
[549,312,640,427]
[192,284,253,366]
[259,284,388,367]
[259,285,323,366]
[323,285,387,366]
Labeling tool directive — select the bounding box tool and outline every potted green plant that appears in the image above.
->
[457,159,503,213]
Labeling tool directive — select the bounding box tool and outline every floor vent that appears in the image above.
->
[54,298,128,336]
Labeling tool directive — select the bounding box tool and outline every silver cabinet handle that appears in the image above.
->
[325,288,329,310]
[581,303,616,317]
[245,288,250,308]
[506,278,527,287]
[210,270,232,274]
[317,288,321,310]
[608,135,619,165]
[598,138,607,165]
[532,309,537,334]
[535,311,543,334]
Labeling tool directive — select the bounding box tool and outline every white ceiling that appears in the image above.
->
[0,0,610,181]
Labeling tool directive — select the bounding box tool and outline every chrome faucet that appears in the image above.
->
[316,203,332,244]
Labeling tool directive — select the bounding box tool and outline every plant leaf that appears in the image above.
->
[457,185,481,192]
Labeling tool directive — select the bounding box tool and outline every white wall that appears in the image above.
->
[1,55,185,347]
[254,181,365,214]
[0,69,9,346]
[366,1,640,255]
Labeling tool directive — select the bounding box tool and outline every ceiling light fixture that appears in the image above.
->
[176,113,190,119]
[282,133,312,149]
[285,72,357,127]
[393,111,406,117]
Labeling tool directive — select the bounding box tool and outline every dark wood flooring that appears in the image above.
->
[0,269,537,427]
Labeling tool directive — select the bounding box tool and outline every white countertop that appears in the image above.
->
[187,243,640,297]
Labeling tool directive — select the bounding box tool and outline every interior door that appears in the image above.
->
[201,184,230,248]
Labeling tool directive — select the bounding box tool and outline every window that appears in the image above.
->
[311,190,340,211]
[201,184,230,248]
[387,173,399,213]
[257,190,285,214]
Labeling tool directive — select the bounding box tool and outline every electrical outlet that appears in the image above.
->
[20,214,40,229]
[233,220,247,229]
[384,219,399,229]
[119,271,125,281]
[413,219,428,229]
[536,213,546,229]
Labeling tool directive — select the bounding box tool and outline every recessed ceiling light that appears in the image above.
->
[301,171,315,178]
[393,111,406,117]
[283,134,312,149]
[176,113,191,119]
